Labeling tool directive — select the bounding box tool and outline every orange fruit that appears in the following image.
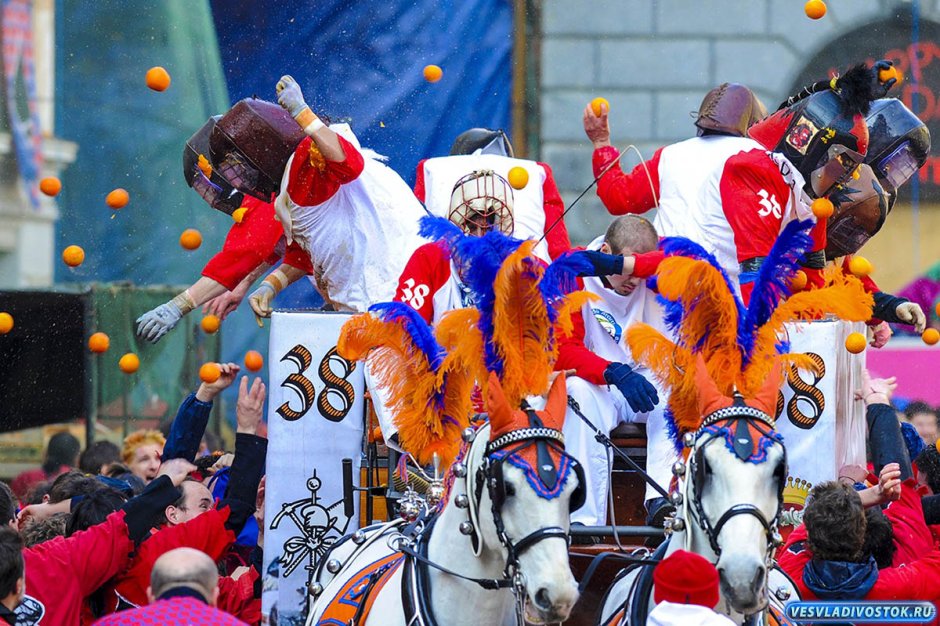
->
[935,301,940,319]
[145,66,171,91]
[0,312,13,334]
[39,177,61,197]
[244,350,264,372]
[878,66,900,85]
[179,229,202,250]
[87,332,110,353]
[119,353,140,374]
[106,188,129,209]
[804,0,826,19]
[924,328,940,346]
[845,332,867,354]
[848,256,873,277]
[423,64,443,83]
[232,207,248,223]
[62,245,85,267]
[199,362,221,383]
[590,97,610,117]
[811,197,833,219]
[507,166,529,190]
[200,314,220,334]
[790,270,808,292]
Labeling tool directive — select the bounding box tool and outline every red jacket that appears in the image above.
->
[201,195,312,290]
[886,480,937,568]
[18,511,134,626]
[778,523,940,602]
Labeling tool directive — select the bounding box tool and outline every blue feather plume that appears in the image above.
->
[369,302,445,372]
[418,215,464,250]
[540,251,596,320]
[740,219,814,363]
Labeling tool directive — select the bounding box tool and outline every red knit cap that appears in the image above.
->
[653,549,721,608]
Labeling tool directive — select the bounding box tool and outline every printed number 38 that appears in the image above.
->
[277,344,356,422]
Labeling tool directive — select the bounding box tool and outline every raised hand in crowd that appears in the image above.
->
[236,375,267,435]
[878,462,903,502]
[855,369,897,406]
[157,458,198,487]
[195,362,241,403]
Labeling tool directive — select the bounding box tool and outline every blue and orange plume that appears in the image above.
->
[337,302,472,466]
[629,229,873,449]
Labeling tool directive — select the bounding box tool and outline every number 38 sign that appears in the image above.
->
[775,320,867,490]
[263,311,365,623]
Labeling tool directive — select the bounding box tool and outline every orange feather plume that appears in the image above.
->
[337,313,470,467]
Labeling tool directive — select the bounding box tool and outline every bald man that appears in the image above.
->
[92,548,249,625]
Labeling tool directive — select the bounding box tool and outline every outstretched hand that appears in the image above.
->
[895,302,927,334]
[854,369,896,406]
[236,375,266,435]
[878,462,902,502]
[196,362,241,402]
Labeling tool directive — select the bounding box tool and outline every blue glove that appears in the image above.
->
[604,362,659,414]
[576,250,624,277]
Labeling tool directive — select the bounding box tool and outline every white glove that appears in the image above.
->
[248,282,278,319]
[136,302,183,343]
[276,75,308,118]
[895,301,927,333]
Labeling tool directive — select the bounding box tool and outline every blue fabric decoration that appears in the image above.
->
[490,448,575,501]
[740,219,814,364]
[369,302,445,371]
[699,422,784,464]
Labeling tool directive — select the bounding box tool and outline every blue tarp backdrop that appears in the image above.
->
[53,0,512,427]
[209,0,513,186]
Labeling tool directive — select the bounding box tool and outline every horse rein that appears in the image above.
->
[685,405,786,559]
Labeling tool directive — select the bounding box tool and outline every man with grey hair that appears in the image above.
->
[91,548,248,625]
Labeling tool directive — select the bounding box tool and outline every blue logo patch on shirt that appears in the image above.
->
[592,308,622,343]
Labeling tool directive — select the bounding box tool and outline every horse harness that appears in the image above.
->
[397,410,585,626]
[686,396,787,558]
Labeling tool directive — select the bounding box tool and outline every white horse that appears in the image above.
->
[307,374,581,626]
[598,368,791,625]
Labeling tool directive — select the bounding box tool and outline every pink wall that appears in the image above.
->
[867,340,940,404]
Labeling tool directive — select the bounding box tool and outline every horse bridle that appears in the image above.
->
[685,401,787,558]
[473,409,585,576]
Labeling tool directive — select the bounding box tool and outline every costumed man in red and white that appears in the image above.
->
[413,128,571,261]
[135,116,314,343]
[373,171,516,449]
[555,215,670,526]
[588,66,892,306]
[231,75,428,317]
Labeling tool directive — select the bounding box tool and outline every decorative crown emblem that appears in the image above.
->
[783,476,812,507]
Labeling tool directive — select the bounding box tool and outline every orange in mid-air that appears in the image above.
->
[145,66,171,91]
[507,166,529,190]
[811,197,833,219]
[201,315,220,334]
[935,302,940,319]
[199,362,221,384]
[844,332,867,354]
[923,328,940,346]
[62,245,85,267]
[590,97,610,117]
[790,270,808,292]
[39,177,62,197]
[848,256,873,278]
[106,188,129,209]
[804,0,826,19]
[232,207,248,223]
[179,229,202,250]
[0,312,13,334]
[119,353,140,374]
[244,350,264,372]
[88,332,110,353]
[423,64,443,83]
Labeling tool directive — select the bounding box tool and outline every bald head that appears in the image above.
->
[149,548,219,606]
[603,215,658,256]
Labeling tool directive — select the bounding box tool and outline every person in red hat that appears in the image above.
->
[648,550,735,626]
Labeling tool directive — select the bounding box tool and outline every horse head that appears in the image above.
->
[675,359,787,617]
[462,372,580,624]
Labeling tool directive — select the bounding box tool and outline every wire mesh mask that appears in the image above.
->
[448,170,515,236]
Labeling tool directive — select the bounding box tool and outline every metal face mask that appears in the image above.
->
[191,166,244,215]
